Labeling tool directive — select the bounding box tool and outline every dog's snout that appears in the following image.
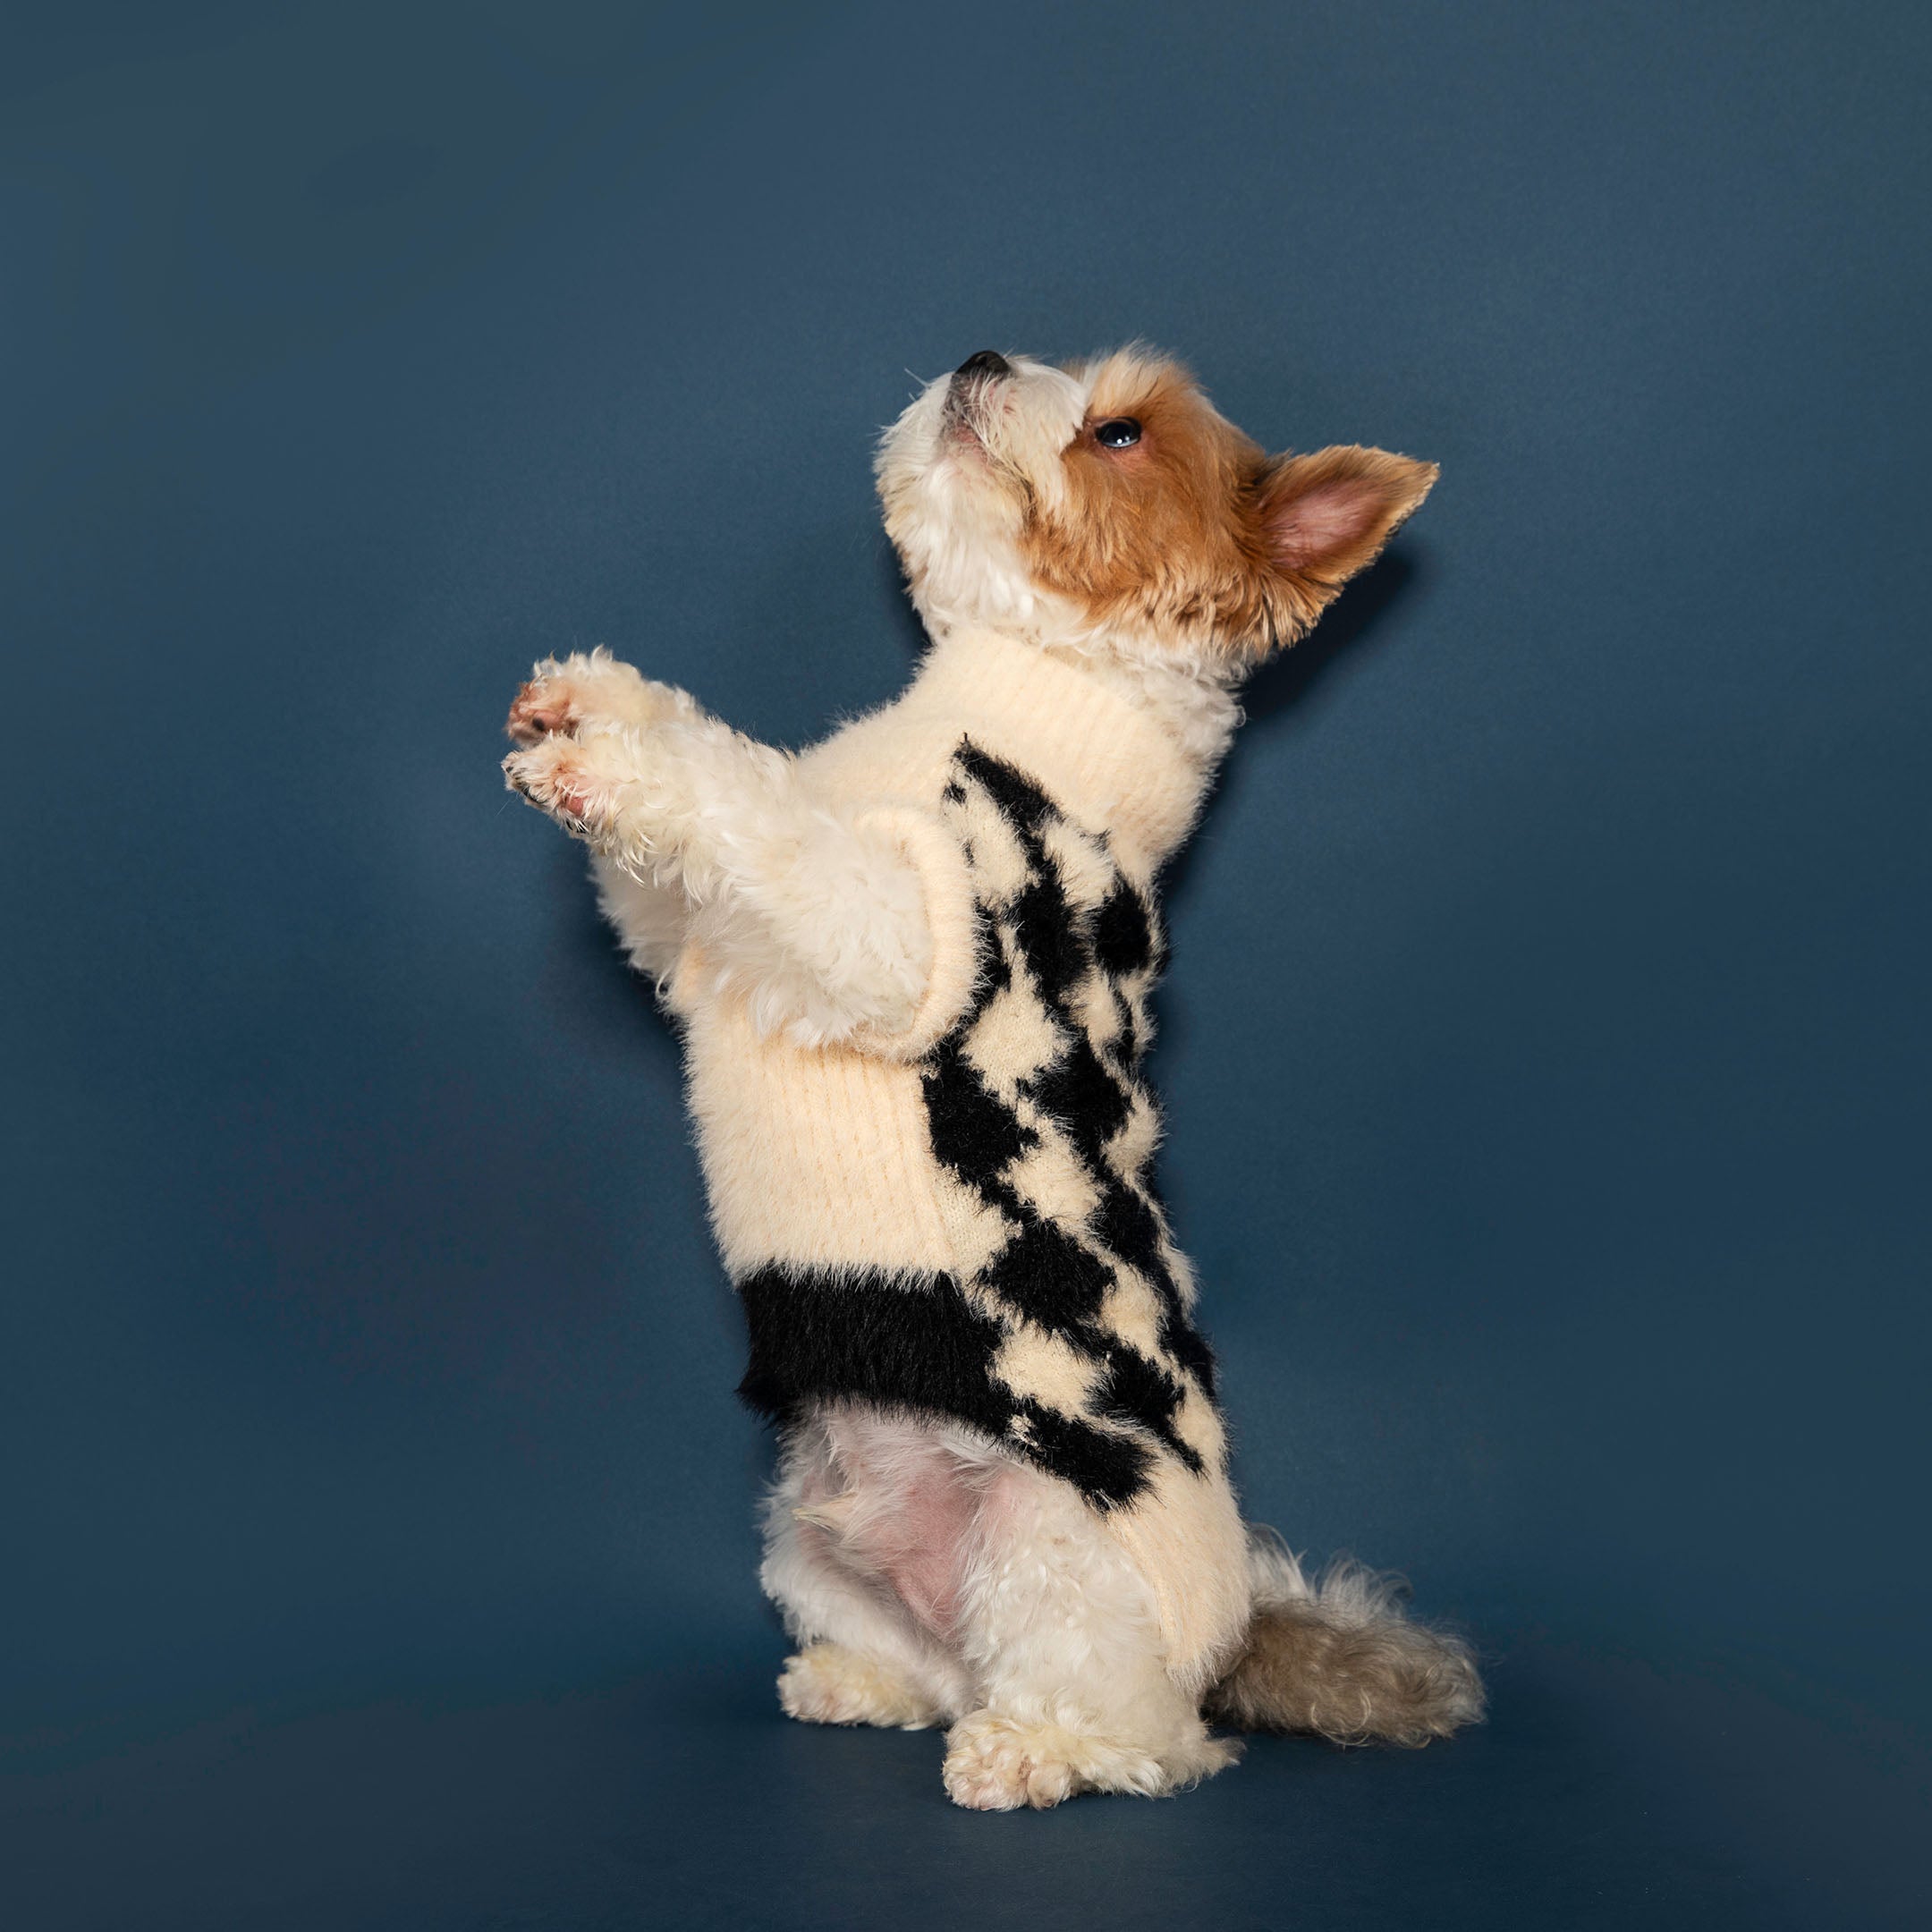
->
[953,350,1012,382]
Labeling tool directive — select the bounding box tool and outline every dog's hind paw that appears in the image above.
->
[777,1643,941,1731]
[941,1710,1232,1811]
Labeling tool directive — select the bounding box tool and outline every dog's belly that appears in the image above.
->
[787,1402,1004,1642]
[778,1397,1157,1664]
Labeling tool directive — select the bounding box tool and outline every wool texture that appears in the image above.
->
[670,627,1250,1675]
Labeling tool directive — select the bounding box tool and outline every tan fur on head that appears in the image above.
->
[877,345,1436,664]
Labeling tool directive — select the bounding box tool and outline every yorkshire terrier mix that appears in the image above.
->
[504,348,1483,1809]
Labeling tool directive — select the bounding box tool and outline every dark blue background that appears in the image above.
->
[4,4,1928,1925]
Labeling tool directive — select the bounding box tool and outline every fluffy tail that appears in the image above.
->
[1203,1528,1486,1747]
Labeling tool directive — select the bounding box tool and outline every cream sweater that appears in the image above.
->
[667,628,1250,1675]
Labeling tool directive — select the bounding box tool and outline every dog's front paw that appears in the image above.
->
[505,648,692,746]
[503,729,624,836]
[505,676,579,747]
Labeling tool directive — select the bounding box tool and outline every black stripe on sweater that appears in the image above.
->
[734,1266,1155,1508]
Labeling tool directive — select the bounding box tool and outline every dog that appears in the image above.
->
[503,346,1483,1809]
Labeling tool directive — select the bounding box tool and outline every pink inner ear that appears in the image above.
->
[1269,475,1387,572]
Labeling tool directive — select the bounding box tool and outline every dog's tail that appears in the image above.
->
[1202,1527,1486,1746]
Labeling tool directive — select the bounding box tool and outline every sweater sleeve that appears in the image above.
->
[847,802,982,1061]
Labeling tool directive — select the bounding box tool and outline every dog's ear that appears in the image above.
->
[1257,445,1437,636]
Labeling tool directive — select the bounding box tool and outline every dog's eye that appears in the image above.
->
[1094,419,1141,449]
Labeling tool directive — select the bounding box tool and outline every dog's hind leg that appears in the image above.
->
[940,1462,1240,1810]
[760,1410,972,1731]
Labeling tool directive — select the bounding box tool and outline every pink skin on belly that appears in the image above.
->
[866,1464,983,1638]
[812,1416,1009,1643]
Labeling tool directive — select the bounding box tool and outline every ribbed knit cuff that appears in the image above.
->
[850,804,981,1061]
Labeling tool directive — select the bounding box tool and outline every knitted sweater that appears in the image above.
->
[667,628,1250,1676]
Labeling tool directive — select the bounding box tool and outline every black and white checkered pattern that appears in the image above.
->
[738,740,1223,1512]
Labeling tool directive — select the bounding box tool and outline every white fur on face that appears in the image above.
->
[875,356,1093,642]
[876,353,1246,766]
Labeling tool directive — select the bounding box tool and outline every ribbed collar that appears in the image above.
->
[902,626,1213,870]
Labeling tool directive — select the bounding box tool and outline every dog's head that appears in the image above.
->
[877,347,1436,665]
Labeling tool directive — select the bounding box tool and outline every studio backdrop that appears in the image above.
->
[3,4,1928,1927]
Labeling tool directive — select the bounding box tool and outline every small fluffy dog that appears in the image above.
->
[504,347,1483,1809]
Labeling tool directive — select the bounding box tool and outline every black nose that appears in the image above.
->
[953,350,1012,381]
